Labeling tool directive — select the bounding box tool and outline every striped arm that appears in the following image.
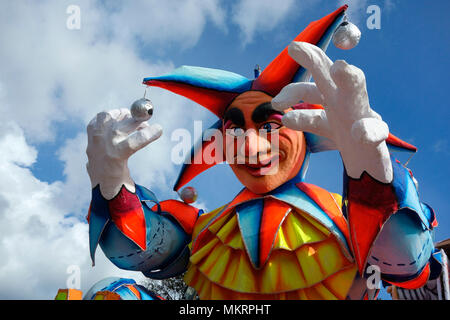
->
[344,156,439,283]
[388,249,449,300]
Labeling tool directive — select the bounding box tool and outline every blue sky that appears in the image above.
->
[0,0,448,299]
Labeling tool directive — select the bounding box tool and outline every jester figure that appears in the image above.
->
[83,6,447,300]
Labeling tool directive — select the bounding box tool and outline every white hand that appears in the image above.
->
[86,108,163,199]
[272,42,392,183]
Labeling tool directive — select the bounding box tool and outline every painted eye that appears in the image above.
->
[261,122,281,133]
[227,127,245,137]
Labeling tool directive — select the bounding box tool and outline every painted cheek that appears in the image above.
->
[276,133,293,162]
[281,129,306,172]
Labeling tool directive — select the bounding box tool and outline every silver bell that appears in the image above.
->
[130,98,154,122]
[332,21,361,50]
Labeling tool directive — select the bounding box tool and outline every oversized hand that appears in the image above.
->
[86,108,162,199]
[272,42,393,183]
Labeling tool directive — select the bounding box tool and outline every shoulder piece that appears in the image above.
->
[151,199,201,235]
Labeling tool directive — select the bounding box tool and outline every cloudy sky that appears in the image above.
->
[0,0,448,299]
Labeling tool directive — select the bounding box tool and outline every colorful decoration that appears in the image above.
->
[83,277,163,300]
[54,288,83,300]
[144,6,348,192]
[72,5,447,300]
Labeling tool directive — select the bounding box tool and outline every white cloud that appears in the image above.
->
[384,0,396,13]
[0,0,224,143]
[432,139,449,154]
[0,121,147,299]
[0,0,223,299]
[106,0,227,50]
[231,0,298,45]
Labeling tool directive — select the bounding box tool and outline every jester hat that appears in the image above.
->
[143,5,416,191]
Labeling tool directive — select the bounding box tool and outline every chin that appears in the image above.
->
[245,179,283,194]
[231,164,293,195]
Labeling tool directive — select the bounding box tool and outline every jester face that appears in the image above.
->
[223,91,306,194]
[144,6,358,194]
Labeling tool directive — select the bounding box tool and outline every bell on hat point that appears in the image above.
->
[130,98,154,122]
[332,19,361,50]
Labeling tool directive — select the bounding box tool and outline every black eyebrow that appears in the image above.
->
[251,102,283,123]
[223,107,245,127]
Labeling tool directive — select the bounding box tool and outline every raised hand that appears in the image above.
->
[86,108,162,199]
[272,42,392,183]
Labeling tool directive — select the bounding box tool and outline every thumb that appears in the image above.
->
[282,109,331,138]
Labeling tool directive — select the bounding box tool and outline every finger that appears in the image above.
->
[116,123,163,158]
[98,109,122,124]
[89,109,122,132]
[288,42,337,98]
[330,60,366,92]
[87,116,99,137]
[87,110,119,138]
[282,109,331,138]
[272,82,325,111]
[329,60,373,117]
[115,112,150,135]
